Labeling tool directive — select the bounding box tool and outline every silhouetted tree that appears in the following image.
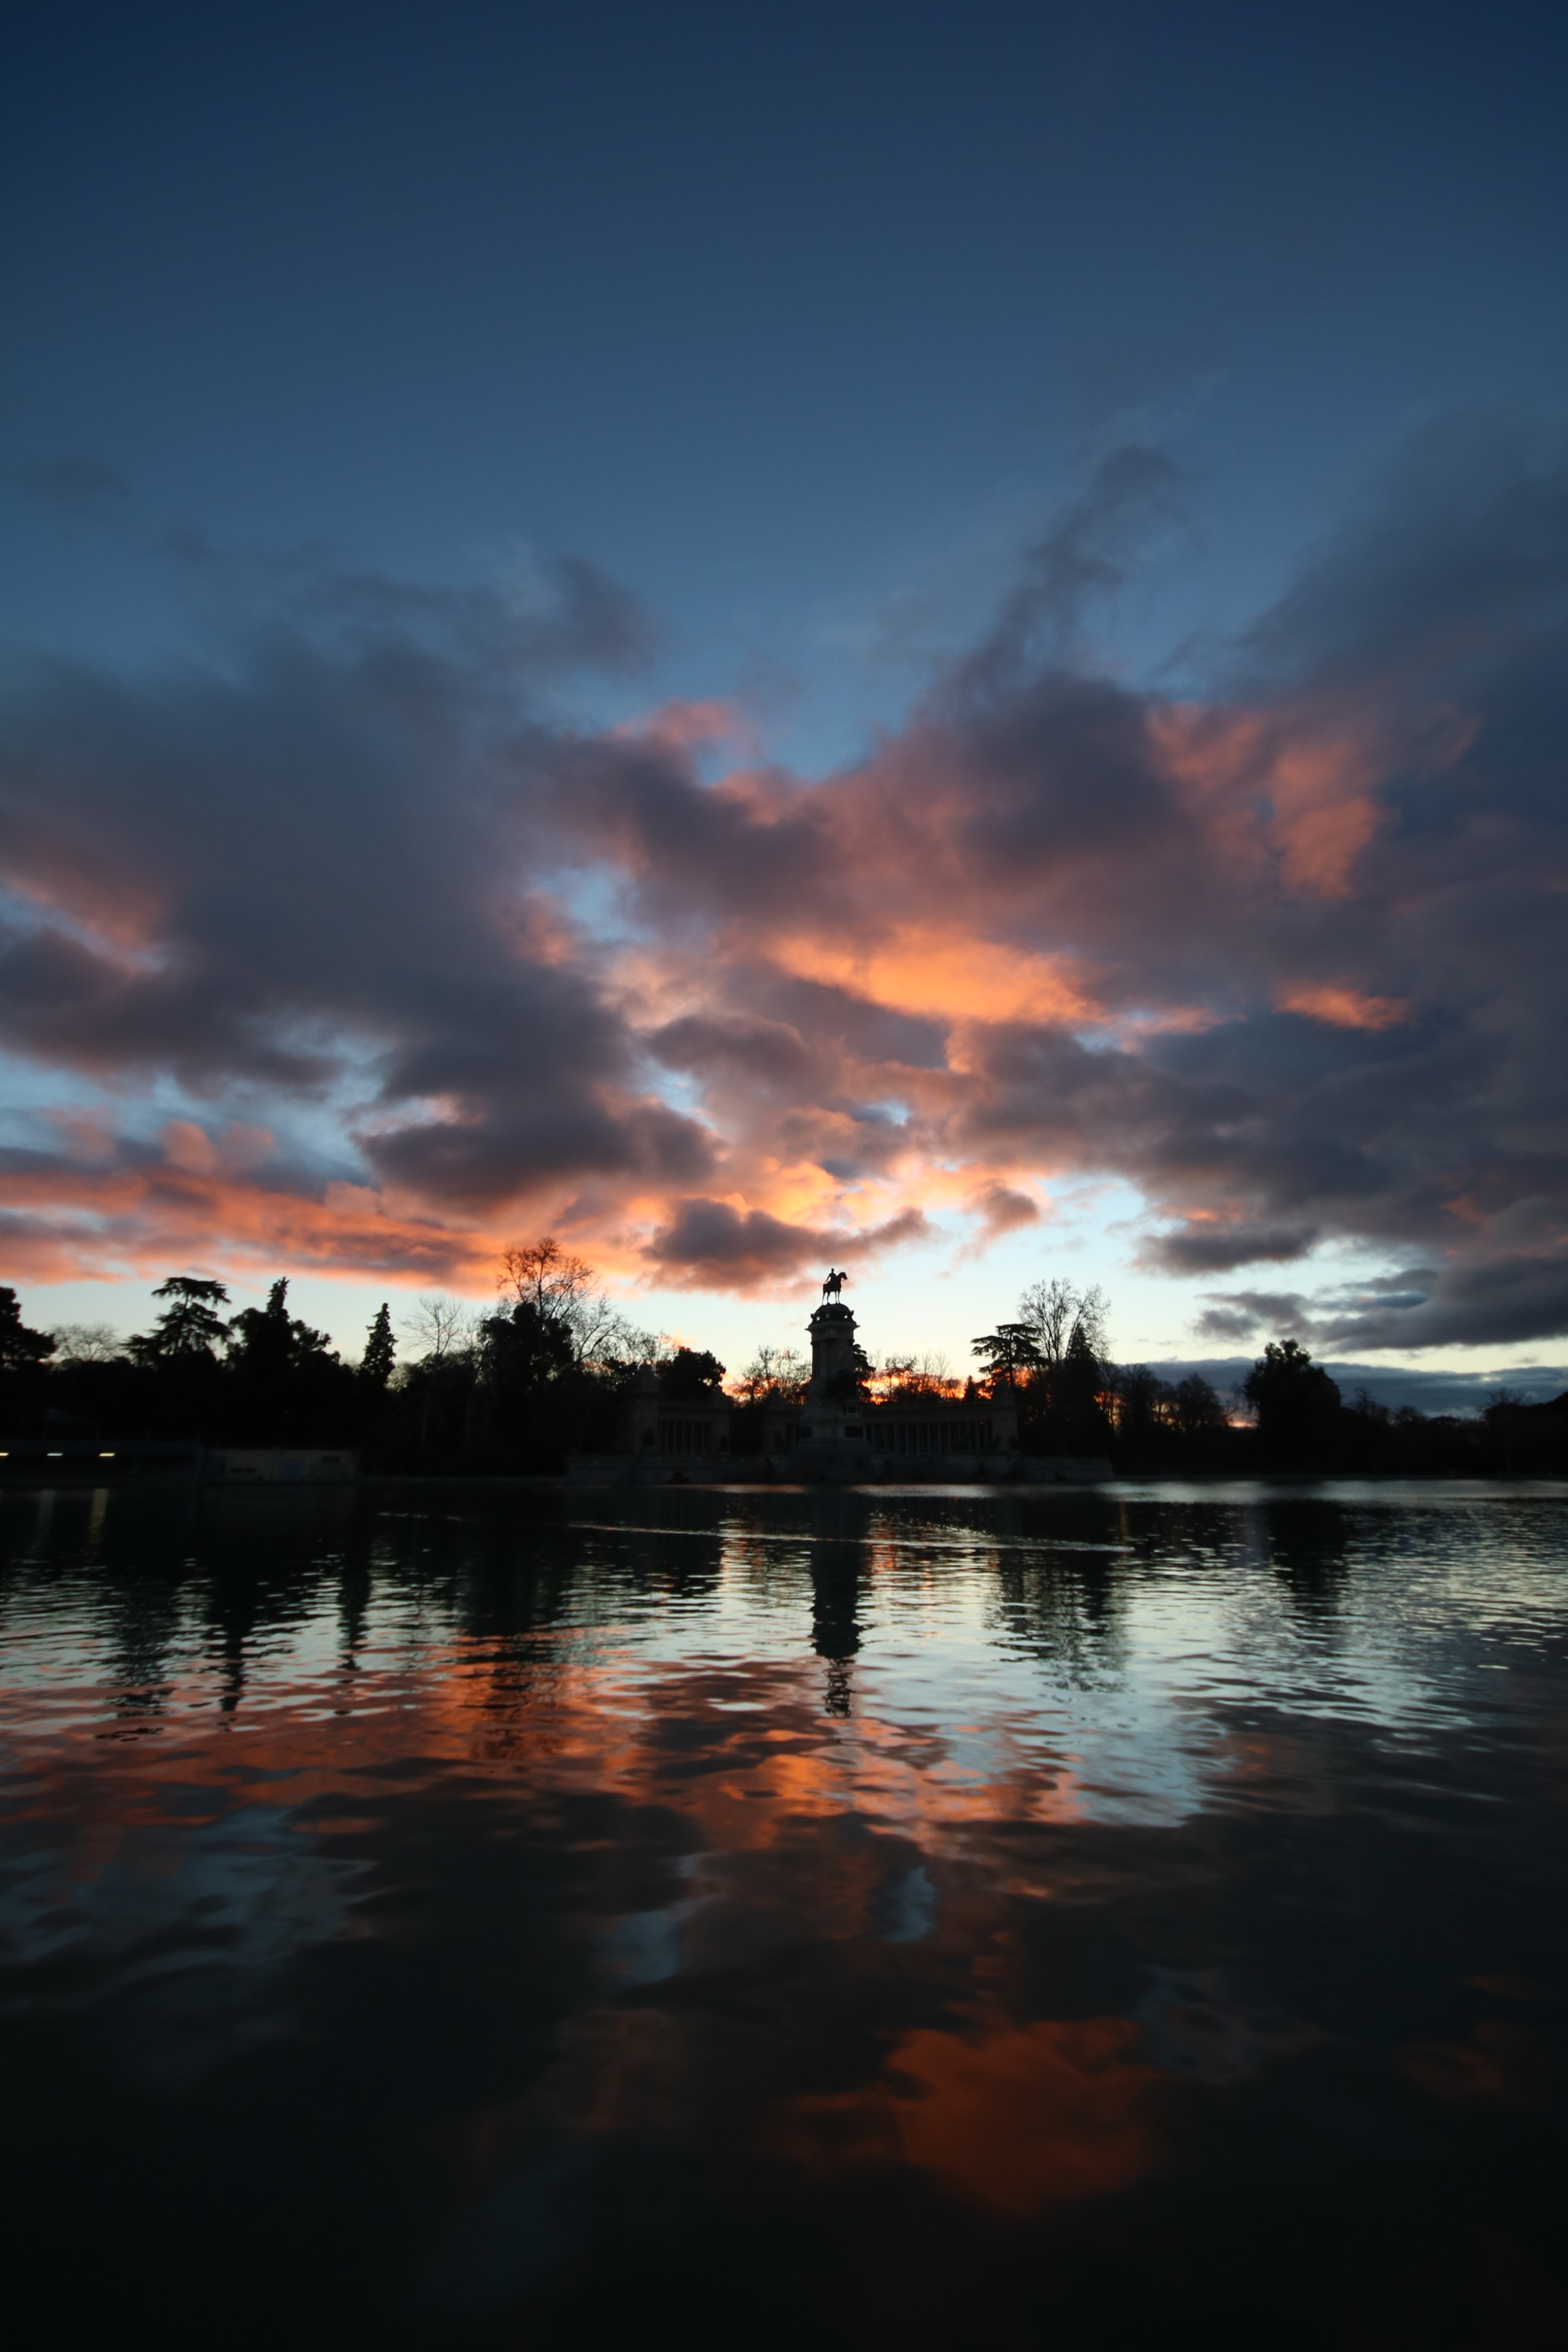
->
[1174,1374,1227,1441]
[224,1279,350,1444]
[992,1278,1115,1452]
[971,1323,1041,1391]
[229,1280,301,1379]
[1244,1339,1341,1466]
[404,1294,477,1363]
[1060,1322,1113,1452]
[49,1323,123,1365]
[658,1348,727,1400]
[130,1276,230,1363]
[499,1236,594,1316]
[1016,1278,1108,1368]
[460,1303,570,1466]
[483,1298,577,1388]
[361,1302,395,1390]
[0,1287,57,1373]
[0,1286,56,1422]
[1115,1364,1174,1458]
[734,1345,808,1403]
[498,1236,617,1357]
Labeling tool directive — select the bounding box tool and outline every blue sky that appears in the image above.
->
[3,1,1566,1398]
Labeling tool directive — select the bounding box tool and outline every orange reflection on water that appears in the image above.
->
[0,1628,1089,1932]
[780,2014,1161,2216]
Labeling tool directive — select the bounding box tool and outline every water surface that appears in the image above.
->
[3,1481,1566,2347]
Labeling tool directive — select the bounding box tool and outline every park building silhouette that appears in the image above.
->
[573,1269,1104,1486]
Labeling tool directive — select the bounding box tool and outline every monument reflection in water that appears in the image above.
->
[2,1480,1566,2349]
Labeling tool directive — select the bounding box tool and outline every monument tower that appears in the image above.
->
[805,1266,859,1400]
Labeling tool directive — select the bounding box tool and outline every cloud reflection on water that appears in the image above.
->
[780,2014,1162,2216]
[2,1482,1566,2344]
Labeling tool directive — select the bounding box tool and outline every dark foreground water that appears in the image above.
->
[2,1481,1566,2350]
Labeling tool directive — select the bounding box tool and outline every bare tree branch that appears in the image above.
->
[49,1322,125,1364]
[403,1294,480,1364]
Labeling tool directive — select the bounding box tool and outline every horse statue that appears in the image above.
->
[822,1266,848,1300]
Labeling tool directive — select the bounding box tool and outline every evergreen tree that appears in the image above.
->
[129,1277,230,1363]
[227,1279,337,1379]
[970,1323,1040,1390]
[227,1279,295,1381]
[1060,1321,1112,1451]
[224,1279,345,1444]
[361,1302,395,1389]
[1244,1339,1341,1465]
[0,1287,57,1372]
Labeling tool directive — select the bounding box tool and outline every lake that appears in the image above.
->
[2,1480,1566,2348]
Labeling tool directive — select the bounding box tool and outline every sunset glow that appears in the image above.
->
[2,5,1564,1385]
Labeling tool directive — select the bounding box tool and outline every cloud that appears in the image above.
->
[0,559,704,1274]
[1194,1291,1313,1344]
[1128,1357,1568,1416]
[1144,1222,1321,1276]
[1,420,1566,1340]
[645,1200,931,1292]
[1192,1304,1264,1344]
[951,443,1186,697]
[647,1011,819,1090]
[0,1140,495,1288]
[15,455,131,515]
[1275,984,1411,1031]
[1315,1253,1568,1352]
[967,1181,1042,1240]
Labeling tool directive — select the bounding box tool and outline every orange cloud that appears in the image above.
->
[1151,703,1388,897]
[768,929,1102,1031]
[1276,983,1412,1031]
[0,1158,501,1289]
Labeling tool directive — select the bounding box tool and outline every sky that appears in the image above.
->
[2,0,1566,1403]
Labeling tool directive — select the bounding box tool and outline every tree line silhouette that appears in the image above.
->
[2,1255,1563,1477]
[0,1245,730,1475]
